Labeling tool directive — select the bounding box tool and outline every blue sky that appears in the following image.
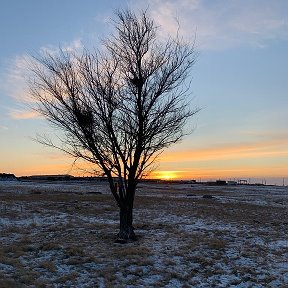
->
[0,0,288,184]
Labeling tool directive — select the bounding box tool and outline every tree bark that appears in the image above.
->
[116,206,137,243]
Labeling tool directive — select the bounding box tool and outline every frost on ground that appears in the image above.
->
[0,181,287,287]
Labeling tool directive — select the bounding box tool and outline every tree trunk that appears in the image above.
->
[116,206,137,243]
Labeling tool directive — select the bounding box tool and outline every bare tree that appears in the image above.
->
[29,9,198,242]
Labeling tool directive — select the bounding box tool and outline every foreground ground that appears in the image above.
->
[0,180,287,287]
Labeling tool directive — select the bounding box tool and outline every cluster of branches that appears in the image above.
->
[29,9,198,210]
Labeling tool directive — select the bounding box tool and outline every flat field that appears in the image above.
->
[0,180,287,287]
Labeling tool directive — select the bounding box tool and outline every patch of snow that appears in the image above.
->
[0,263,15,274]
[268,240,288,249]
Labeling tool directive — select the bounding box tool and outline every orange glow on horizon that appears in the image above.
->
[151,171,179,180]
[2,135,287,180]
[6,159,288,180]
[157,139,288,164]
[148,165,288,181]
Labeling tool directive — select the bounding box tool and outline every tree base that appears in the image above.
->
[114,237,129,244]
[114,227,138,244]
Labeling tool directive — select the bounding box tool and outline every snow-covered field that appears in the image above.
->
[0,180,287,287]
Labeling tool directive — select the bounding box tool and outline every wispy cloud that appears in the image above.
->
[146,0,288,49]
[1,54,32,103]
[39,38,83,55]
[159,135,288,163]
[1,39,84,112]
[9,109,40,120]
[0,125,8,131]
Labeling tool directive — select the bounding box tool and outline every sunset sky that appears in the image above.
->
[0,0,288,184]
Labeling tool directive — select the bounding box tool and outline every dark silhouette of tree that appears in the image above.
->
[29,9,198,242]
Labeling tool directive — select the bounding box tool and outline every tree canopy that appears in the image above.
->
[29,9,198,241]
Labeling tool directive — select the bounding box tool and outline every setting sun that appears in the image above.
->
[151,171,179,180]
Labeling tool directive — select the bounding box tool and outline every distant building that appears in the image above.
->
[227,181,237,185]
[207,180,227,186]
[216,180,227,185]
[238,179,248,185]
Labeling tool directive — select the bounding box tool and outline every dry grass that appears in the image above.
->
[0,181,287,286]
[39,260,57,272]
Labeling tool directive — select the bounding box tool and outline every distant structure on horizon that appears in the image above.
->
[18,174,109,182]
[0,173,17,181]
[19,174,74,181]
